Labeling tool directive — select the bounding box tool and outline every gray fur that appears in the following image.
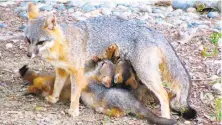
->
[25,16,195,118]
[85,81,176,125]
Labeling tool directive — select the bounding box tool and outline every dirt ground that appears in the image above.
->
[0,3,221,125]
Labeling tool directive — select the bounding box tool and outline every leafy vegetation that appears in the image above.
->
[201,32,221,57]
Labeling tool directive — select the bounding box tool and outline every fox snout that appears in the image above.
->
[27,44,39,58]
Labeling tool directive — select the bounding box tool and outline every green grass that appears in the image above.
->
[201,32,221,58]
[215,98,222,122]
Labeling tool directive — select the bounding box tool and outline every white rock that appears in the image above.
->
[184,120,191,124]
[212,83,222,94]
[187,7,196,13]
[102,8,112,15]
[199,45,204,51]
[6,43,13,49]
[74,16,87,21]
[139,5,152,13]
[68,8,75,13]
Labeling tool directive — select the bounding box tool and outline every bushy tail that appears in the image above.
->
[105,89,177,125]
[157,34,196,119]
[19,65,37,84]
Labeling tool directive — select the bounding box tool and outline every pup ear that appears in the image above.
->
[44,14,57,30]
[27,3,40,19]
[114,73,123,84]
[126,76,138,89]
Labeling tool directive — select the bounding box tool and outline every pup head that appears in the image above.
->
[114,59,138,89]
[95,60,115,88]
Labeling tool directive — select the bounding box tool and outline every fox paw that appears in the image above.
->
[45,96,58,104]
[68,108,79,117]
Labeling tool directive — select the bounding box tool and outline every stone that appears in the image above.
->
[172,0,195,10]
[138,5,152,13]
[0,23,7,28]
[102,8,112,15]
[6,43,13,49]
[56,4,66,11]
[39,5,53,11]
[67,8,75,13]
[187,7,196,13]
[207,12,219,18]
[212,82,222,94]
[18,25,26,31]
[152,8,162,13]
[82,3,96,12]
[18,11,28,19]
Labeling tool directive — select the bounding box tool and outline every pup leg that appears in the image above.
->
[45,68,68,103]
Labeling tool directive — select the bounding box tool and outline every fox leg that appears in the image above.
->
[68,69,88,117]
[131,47,171,119]
[45,68,68,103]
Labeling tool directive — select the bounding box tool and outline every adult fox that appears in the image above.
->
[24,3,196,119]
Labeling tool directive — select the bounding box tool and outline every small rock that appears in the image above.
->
[67,8,75,13]
[6,43,13,49]
[0,23,7,28]
[56,4,66,11]
[187,7,196,13]
[207,12,219,18]
[138,5,152,13]
[117,5,128,10]
[117,14,128,20]
[165,6,173,12]
[199,45,204,51]
[212,82,222,94]
[113,11,121,16]
[184,120,191,124]
[152,8,162,13]
[18,11,28,19]
[36,113,42,118]
[18,25,26,31]
[40,5,53,11]
[102,8,112,15]
[74,16,87,21]
[172,0,195,10]
[82,3,96,12]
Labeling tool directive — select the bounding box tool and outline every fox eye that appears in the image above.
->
[25,37,31,44]
[36,41,45,45]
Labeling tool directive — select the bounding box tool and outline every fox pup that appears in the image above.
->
[114,59,139,89]
[19,61,177,125]
[25,3,196,119]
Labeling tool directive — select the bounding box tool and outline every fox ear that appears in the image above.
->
[27,3,40,19]
[44,14,57,30]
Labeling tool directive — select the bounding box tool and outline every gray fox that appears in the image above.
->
[24,3,196,119]
[19,60,177,125]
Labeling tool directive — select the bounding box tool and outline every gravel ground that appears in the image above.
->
[0,1,221,125]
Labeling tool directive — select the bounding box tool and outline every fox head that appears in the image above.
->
[25,3,63,58]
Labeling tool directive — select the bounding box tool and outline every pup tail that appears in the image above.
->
[19,65,37,84]
[131,98,177,125]
[105,89,177,125]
